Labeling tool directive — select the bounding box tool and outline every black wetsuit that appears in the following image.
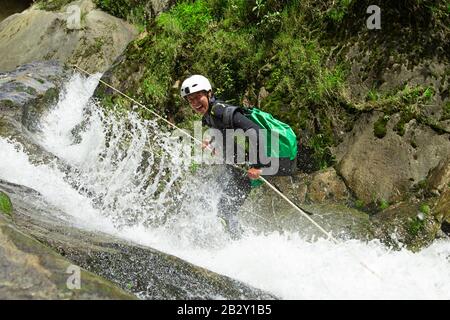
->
[202,98,297,232]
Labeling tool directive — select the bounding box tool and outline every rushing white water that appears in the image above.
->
[0,73,449,299]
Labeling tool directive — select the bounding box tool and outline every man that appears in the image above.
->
[180,75,296,239]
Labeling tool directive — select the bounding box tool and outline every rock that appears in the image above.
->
[0,211,136,299]
[371,201,442,251]
[66,4,82,30]
[0,61,69,164]
[257,87,269,108]
[435,188,450,224]
[240,175,371,240]
[0,0,137,73]
[0,179,276,300]
[0,61,66,118]
[308,168,350,203]
[427,156,450,195]
[335,112,450,204]
[93,0,176,21]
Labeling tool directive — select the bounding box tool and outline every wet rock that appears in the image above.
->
[335,112,450,204]
[371,201,441,251]
[0,61,69,164]
[0,208,135,299]
[0,0,137,73]
[0,61,66,118]
[308,168,350,203]
[241,175,371,240]
[435,188,450,225]
[427,156,450,195]
[0,179,277,300]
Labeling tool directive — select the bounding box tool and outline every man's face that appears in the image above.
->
[186,91,209,115]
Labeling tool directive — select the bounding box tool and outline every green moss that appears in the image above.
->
[408,216,425,237]
[0,192,13,217]
[93,0,160,32]
[1,100,16,108]
[157,0,212,34]
[363,85,447,136]
[326,0,353,23]
[373,115,389,138]
[355,199,364,209]
[35,0,75,11]
[442,101,450,121]
[378,199,389,211]
[414,179,428,191]
[419,203,431,215]
[366,89,379,102]
[41,87,60,106]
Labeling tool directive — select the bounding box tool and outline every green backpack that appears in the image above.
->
[244,107,298,161]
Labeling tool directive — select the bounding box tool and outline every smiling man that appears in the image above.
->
[180,75,297,239]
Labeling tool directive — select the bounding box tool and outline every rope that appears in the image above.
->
[70,64,381,279]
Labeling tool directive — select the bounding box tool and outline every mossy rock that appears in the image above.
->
[0,192,13,217]
[371,201,441,252]
[34,0,78,11]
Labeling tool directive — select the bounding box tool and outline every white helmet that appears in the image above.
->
[180,75,212,98]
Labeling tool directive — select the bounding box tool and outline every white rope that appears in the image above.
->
[70,64,381,279]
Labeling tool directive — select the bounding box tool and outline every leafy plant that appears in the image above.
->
[419,203,431,215]
[0,192,12,217]
[378,199,389,211]
[355,199,364,209]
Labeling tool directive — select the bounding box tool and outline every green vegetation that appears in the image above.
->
[354,199,364,209]
[96,0,354,169]
[94,0,449,170]
[373,115,389,138]
[0,191,13,217]
[408,204,431,237]
[442,102,450,121]
[364,85,448,137]
[93,0,147,30]
[408,216,425,236]
[378,199,390,211]
[419,203,431,215]
[35,0,75,11]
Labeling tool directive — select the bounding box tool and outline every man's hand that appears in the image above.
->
[247,167,262,180]
[201,139,211,150]
[201,139,217,155]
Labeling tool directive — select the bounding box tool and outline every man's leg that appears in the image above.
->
[217,165,252,239]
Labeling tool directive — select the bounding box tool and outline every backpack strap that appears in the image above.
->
[210,102,239,128]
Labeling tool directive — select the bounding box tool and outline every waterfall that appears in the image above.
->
[0,73,449,299]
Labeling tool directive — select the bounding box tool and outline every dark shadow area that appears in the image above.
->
[442,221,450,236]
[0,0,34,23]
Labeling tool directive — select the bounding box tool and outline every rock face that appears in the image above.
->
[240,174,371,240]
[371,201,442,251]
[335,112,450,204]
[308,168,350,203]
[0,179,276,300]
[0,0,137,73]
[435,189,450,225]
[93,0,176,21]
[427,156,450,195]
[0,202,135,299]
